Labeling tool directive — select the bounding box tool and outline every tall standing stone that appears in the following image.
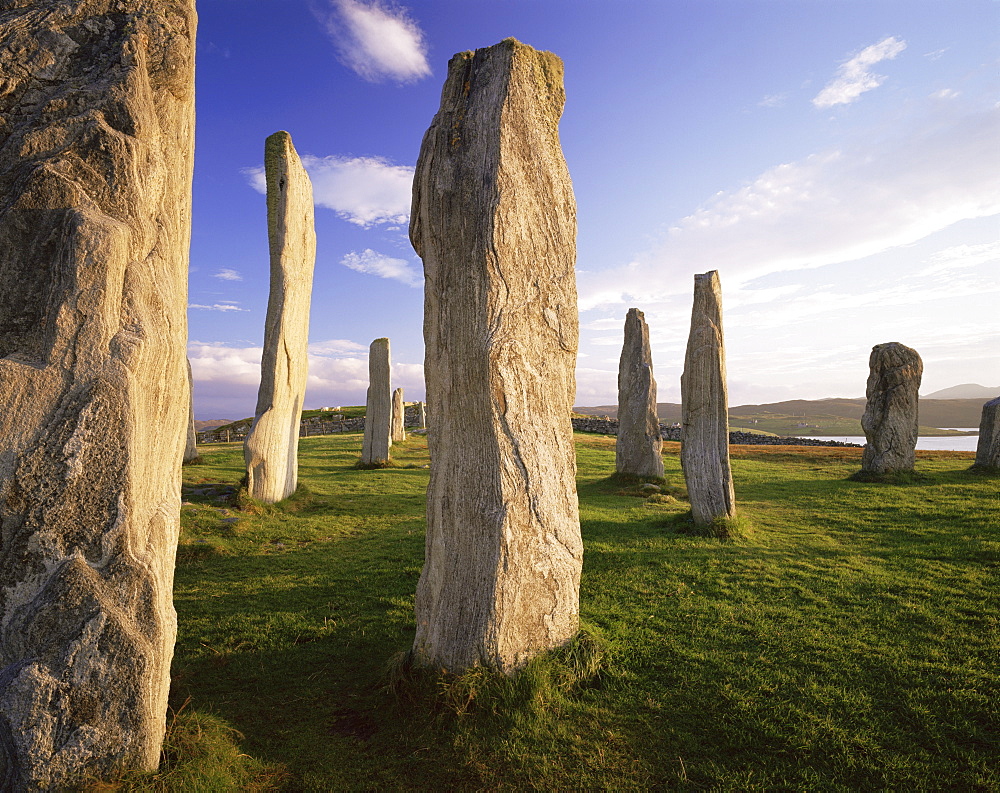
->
[243,132,317,502]
[860,342,923,475]
[973,397,1000,471]
[616,308,663,479]
[418,401,427,429]
[361,338,392,466]
[680,271,736,526]
[410,39,582,673]
[0,3,195,788]
[184,359,199,463]
[391,388,406,443]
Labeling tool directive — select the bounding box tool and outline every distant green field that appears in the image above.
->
[727,413,971,437]
[124,433,999,789]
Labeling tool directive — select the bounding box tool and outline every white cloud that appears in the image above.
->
[213,268,243,281]
[812,36,906,108]
[341,248,422,287]
[930,88,960,101]
[322,0,431,83]
[188,303,249,312]
[188,338,425,419]
[758,93,787,108]
[578,102,1000,309]
[245,155,413,227]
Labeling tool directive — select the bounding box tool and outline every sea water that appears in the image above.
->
[796,430,979,453]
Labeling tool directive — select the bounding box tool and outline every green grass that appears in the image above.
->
[149,432,1000,790]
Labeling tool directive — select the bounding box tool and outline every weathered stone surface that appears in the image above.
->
[361,338,392,466]
[860,342,923,475]
[418,401,427,429]
[410,39,582,673]
[974,397,1000,470]
[0,3,195,788]
[616,308,663,478]
[184,359,199,463]
[680,271,736,525]
[243,132,317,503]
[391,388,406,443]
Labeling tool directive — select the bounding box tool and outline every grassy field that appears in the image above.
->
[126,432,999,790]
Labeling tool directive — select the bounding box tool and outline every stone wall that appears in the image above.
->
[571,418,861,448]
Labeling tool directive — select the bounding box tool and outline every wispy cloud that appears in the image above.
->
[758,93,787,108]
[341,248,422,286]
[812,36,906,108]
[188,303,249,312]
[321,0,431,83]
[188,339,425,418]
[213,268,243,281]
[578,102,1000,309]
[244,154,413,227]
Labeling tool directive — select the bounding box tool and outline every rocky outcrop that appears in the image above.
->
[680,271,736,525]
[243,132,317,502]
[616,308,663,478]
[0,3,196,787]
[860,343,922,475]
[410,39,582,673]
[973,397,1000,471]
[391,388,406,443]
[361,338,392,466]
[184,360,199,463]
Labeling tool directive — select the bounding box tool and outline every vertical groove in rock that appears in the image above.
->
[974,397,1000,470]
[361,338,392,466]
[680,271,736,525]
[410,38,582,673]
[0,2,195,787]
[616,308,663,478]
[860,342,923,475]
[391,388,406,443]
[243,131,317,503]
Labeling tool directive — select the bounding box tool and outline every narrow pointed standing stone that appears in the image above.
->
[391,388,407,442]
[973,397,1000,471]
[0,3,195,787]
[361,338,392,466]
[184,359,199,463]
[680,271,736,526]
[418,401,427,429]
[410,39,582,673]
[243,132,317,503]
[860,342,923,475]
[616,308,663,478]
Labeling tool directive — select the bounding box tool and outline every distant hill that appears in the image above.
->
[194,418,234,432]
[574,397,988,435]
[923,384,999,400]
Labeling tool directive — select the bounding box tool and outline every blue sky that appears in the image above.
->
[188,0,1000,419]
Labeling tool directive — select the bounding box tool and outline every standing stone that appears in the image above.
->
[410,39,582,673]
[0,3,195,788]
[860,342,923,475]
[680,271,736,526]
[616,308,664,479]
[360,338,392,466]
[243,132,317,502]
[418,401,427,429]
[973,397,1000,471]
[391,388,406,443]
[183,359,199,463]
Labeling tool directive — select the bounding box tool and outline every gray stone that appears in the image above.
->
[391,388,406,443]
[616,308,663,478]
[418,401,427,429]
[0,2,195,787]
[974,397,1000,470]
[361,338,392,466]
[410,39,583,673]
[860,342,922,475]
[243,132,317,502]
[183,359,199,463]
[680,271,736,525]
